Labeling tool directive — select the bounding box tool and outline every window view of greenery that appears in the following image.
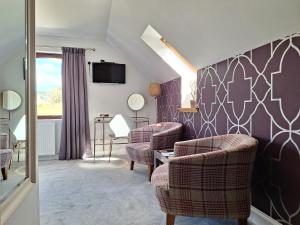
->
[36,57,62,116]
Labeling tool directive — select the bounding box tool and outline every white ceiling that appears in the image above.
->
[35,0,300,82]
[36,0,112,39]
[107,0,300,82]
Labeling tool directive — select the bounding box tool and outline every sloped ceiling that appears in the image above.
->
[35,0,300,82]
[0,1,25,65]
[107,0,300,82]
[36,0,112,39]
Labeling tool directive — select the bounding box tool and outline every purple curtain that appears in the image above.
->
[59,47,91,160]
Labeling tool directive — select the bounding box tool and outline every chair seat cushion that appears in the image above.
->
[151,163,169,189]
[126,142,153,165]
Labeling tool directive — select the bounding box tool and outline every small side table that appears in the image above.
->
[14,140,26,162]
[93,116,113,160]
[132,116,149,128]
[154,149,174,169]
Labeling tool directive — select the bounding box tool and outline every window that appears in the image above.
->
[141,25,198,108]
[36,53,62,118]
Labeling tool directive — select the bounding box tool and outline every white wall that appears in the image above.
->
[36,35,156,144]
[4,186,40,225]
[0,50,39,225]
[0,50,26,140]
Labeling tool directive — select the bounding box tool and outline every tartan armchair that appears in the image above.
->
[0,133,12,180]
[126,122,183,181]
[0,149,13,180]
[151,134,258,225]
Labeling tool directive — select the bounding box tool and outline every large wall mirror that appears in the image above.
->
[0,0,28,203]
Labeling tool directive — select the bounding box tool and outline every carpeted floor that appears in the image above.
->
[39,146,236,225]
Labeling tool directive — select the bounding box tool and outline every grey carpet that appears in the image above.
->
[39,146,236,225]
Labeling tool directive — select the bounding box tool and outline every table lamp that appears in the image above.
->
[149,82,161,98]
[149,82,161,122]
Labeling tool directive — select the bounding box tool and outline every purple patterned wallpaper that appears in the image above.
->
[157,33,300,225]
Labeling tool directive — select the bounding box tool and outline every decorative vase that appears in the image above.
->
[190,100,196,108]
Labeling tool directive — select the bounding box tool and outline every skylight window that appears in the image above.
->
[141,25,198,108]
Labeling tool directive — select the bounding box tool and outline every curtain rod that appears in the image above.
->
[37,45,96,51]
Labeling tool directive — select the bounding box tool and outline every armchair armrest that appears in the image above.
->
[169,148,256,196]
[174,137,221,157]
[150,126,182,150]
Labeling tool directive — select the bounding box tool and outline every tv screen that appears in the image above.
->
[92,63,125,84]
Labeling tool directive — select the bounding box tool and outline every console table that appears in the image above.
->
[132,116,149,128]
[93,116,113,160]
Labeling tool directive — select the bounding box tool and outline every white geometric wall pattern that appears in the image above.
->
[158,33,300,225]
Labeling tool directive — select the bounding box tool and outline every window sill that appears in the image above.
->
[178,107,199,113]
[37,115,62,120]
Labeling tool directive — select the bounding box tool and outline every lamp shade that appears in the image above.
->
[149,82,161,97]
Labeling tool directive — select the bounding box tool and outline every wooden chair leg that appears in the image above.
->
[148,165,154,181]
[237,218,247,225]
[130,161,134,170]
[166,214,175,225]
[1,168,8,180]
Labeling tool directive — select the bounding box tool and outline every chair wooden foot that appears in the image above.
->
[166,214,175,225]
[130,161,134,170]
[1,168,8,180]
[148,165,154,181]
[238,218,247,225]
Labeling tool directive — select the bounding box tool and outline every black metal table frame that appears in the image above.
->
[153,149,174,168]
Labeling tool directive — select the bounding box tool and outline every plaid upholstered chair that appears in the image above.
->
[126,122,183,181]
[151,134,258,225]
[0,133,13,180]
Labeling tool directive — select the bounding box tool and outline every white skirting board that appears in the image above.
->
[248,206,282,225]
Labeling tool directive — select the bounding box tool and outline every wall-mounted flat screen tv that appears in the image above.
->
[92,62,126,84]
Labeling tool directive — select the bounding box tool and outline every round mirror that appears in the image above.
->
[1,90,22,111]
[127,93,145,111]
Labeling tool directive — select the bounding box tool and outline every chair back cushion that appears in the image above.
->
[150,122,183,150]
[210,134,258,151]
[157,122,182,131]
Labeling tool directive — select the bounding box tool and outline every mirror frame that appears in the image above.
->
[127,93,145,111]
[1,90,22,111]
[0,0,37,224]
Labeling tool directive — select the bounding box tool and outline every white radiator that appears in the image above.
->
[37,121,56,156]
